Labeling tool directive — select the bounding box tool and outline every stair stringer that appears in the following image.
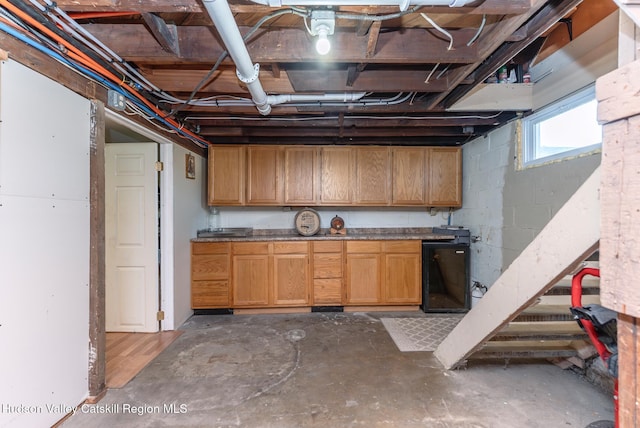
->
[434,166,601,369]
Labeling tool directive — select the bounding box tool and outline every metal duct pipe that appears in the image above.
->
[251,0,477,11]
[267,92,367,106]
[201,0,271,115]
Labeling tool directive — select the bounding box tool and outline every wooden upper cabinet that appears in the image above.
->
[320,147,355,205]
[208,146,245,205]
[427,147,462,207]
[284,147,318,205]
[247,146,283,205]
[391,147,427,205]
[355,147,390,205]
[207,145,461,207]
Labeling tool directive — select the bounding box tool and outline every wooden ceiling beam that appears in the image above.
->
[197,126,474,137]
[141,13,181,56]
[54,0,532,15]
[187,114,507,128]
[142,67,452,92]
[81,24,480,64]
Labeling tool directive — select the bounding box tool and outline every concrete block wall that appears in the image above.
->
[502,143,601,268]
[454,119,601,290]
[452,122,512,289]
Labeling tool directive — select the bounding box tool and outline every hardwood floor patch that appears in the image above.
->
[106,331,182,389]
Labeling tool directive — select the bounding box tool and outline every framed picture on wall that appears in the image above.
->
[185,153,196,179]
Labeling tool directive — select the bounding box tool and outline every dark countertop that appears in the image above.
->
[191,227,458,242]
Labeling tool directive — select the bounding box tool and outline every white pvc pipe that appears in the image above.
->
[252,0,476,10]
[202,0,271,115]
[267,92,367,106]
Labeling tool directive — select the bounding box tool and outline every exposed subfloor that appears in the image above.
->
[62,312,614,428]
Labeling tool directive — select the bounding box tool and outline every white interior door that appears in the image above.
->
[105,142,159,332]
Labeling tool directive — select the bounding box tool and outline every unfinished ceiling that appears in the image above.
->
[1,0,614,149]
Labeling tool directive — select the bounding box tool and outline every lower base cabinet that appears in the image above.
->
[312,241,343,305]
[192,239,420,309]
[191,242,231,309]
[345,240,421,306]
[231,241,310,308]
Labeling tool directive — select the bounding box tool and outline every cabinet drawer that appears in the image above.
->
[232,242,269,255]
[383,240,421,253]
[313,254,342,278]
[313,279,343,305]
[313,241,343,253]
[192,254,229,280]
[273,241,309,254]
[346,241,382,253]
[192,242,230,255]
[192,280,230,308]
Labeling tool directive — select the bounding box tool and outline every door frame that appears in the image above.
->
[105,110,176,331]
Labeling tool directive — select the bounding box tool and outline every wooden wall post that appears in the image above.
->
[88,100,106,400]
[597,58,640,427]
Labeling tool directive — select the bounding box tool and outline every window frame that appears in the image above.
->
[521,85,601,168]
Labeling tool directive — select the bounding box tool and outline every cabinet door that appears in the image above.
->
[355,147,390,205]
[392,147,427,205]
[208,146,245,205]
[284,147,318,205]
[345,253,381,304]
[232,254,270,307]
[273,254,310,306]
[320,147,354,205]
[384,253,421,304]
[247,146,283,205]
[428,147,462,207]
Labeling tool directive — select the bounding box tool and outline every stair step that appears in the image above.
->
[472,340,591,360]
[492,321,587,341]
[537,294,600,306]
[513,313,575,322]
[546,270,600,295]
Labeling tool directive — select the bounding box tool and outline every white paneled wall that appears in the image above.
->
[0,60,90,427]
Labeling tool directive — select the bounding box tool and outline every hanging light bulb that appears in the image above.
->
[310,10,335,56]
[315,25,331,55]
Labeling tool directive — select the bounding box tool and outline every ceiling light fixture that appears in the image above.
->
[310,10,335,56]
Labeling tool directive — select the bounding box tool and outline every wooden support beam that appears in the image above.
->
[366,21,381,58]
[597,59,640,316]
[88,100,106,399]
[346,65,358,87]
[141,13,181,56]
[597,56,640,428]
[434,167,601,369]
[54,0,532,14]
[81,24,480,64]
[618,314,640,426]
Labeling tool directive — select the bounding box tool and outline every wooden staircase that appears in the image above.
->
[469,261,600,367]
[434,168,600,369]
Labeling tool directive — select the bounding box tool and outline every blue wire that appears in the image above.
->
[0,21,208,147]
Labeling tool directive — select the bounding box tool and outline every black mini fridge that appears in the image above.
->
[421,243,470,313]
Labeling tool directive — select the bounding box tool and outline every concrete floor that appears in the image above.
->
[62,312,614,428]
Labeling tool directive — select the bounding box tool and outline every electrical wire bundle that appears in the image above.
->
[0,0,211,147]
[0,0,491,146]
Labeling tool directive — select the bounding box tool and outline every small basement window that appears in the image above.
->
[521,85,601,168]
